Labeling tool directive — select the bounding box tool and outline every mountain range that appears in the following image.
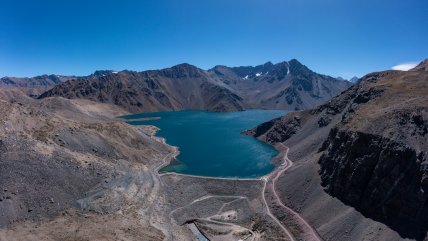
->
[1,58,426,240]
[337,76,359,83]
[35,59,352,113]
[0,71,116,98]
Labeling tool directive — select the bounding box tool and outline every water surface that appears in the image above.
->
[122,110,288,178]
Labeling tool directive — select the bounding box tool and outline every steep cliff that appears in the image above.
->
[317,69,428,239]
[246,59,428,240]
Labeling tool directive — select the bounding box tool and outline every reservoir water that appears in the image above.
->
[122,110,288,178]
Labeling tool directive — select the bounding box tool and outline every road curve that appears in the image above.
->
[261,176,296,241]
[155,136,321,240]
[270,143,323,241]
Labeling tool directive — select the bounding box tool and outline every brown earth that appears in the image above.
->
[0,91,298,241]
[246,59,428,240]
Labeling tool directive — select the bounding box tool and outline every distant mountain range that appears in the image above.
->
[349,76,359,82]
[0,75,76,97]
[0,71,118,97]
[209,59,352,111]
[34,59,352,113]
[336,76,359,83]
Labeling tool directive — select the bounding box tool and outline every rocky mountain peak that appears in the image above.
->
[171,63,199,70]
[287,59,310,73]
[262,61,274,68]
[92,70,116,77]
[0,77,16,85]
[163,63,204,78]
[411,58,428,71]
[350,76,359,83]
[33,59,352,112]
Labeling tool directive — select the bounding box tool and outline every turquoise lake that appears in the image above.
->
[121,110,289,178]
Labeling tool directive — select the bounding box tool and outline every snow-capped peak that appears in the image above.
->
[256,72,262,77]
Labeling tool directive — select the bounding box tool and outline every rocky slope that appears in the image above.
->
[39,64,245,113]
[246,59,428,240]
[412,59,428,71]
[0,92,295,241]
[0,75,76,97]
[0,74,73,87]
[209,59,352,110]
[0,94,173,240]
[350,76,359,83]
[0,71,117,98]
[38,60,351,113]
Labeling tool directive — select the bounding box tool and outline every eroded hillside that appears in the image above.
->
[246,59,428,240]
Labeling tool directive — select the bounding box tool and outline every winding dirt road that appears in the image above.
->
[263,143,322,241]
[155,137,322,240]
[261,175,295,241]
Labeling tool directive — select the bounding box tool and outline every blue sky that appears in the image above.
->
[1,0,427,79]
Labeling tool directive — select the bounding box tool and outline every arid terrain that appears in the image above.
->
[0,59,426,241]
[0,90,304,241]
[246,59,428,240]
[39,60,351,112]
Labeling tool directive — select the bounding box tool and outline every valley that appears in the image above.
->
[0,59,426,241]
[2,1,427,240]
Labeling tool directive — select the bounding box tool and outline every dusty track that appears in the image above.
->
[156,138,322,240]
[261,176,295,241]
[269,143,322,241]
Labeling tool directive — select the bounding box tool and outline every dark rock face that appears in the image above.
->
[200,82,244,112]
[315,66,428,240]
[353,88,384,104]
[210,59,352,111]
[319,129,428,240]
[247,59,428,240]
[317,115,331,127]
[221,61,275,79]
[256,116,302,143]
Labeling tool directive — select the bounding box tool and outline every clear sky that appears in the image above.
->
[1,0,427,79]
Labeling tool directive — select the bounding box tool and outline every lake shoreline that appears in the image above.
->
[147,120,286,181]
[122,109,287,178]
[124,110,319,241]
[149,121,315,241]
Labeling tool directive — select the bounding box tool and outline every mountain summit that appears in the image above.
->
[411,58,428,71]
[209,59,352,111]
[38,59,352,113]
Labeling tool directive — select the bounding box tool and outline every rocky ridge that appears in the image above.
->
[38,59,352,113]
[246,59,428,240]
[209,59,352,111]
